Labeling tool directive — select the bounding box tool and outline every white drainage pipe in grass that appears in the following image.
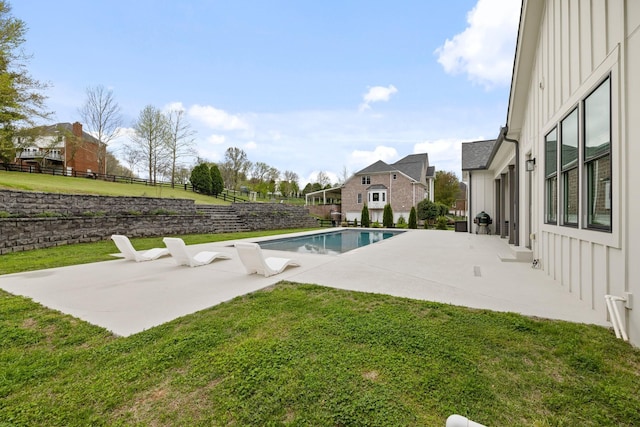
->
[605,294,628,341]
[446,414,487,427]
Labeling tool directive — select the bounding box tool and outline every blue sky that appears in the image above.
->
[13,0,520,185]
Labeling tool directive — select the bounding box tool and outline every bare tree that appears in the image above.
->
[120,144,141,178]
[316,170,331,188]
[129,105,168,184]
[338,165,350,185]
[78,85,123,174]
[223,147,252,191]
[165,108,196,187]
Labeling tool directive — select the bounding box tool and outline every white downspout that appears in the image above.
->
[605,295,628,341]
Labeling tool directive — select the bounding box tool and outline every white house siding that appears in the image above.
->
[465,170,496,233]
[511,0,638,344]
[625,1,640,345]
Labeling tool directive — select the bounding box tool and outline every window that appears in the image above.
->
[543,75,612,232]
[545,128,558,224]
[372,192,380,202]
[357,193,362,204]
[584,78,611,230]
[392,173,397,180]
[561,109,578,226]
[361,176,370,185]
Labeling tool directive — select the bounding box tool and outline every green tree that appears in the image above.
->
[417,199,439,226]
[408,206,417,229]
[361,204,370,228]
[210,164,224,196]
[434,170,460,208]
[190,163,212,194]
[0,1,52,161]
[383,204,394,228]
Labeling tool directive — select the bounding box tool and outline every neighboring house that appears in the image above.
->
[463,0,640,346]
[14,122,105,175]
[341,153,435,224]
[453,181,468,217]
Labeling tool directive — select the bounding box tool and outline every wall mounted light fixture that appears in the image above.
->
[525,158,536,172]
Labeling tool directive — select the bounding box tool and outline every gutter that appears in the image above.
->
[498,126,519,246]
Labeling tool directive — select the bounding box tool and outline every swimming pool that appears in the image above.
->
[257,229,404,255]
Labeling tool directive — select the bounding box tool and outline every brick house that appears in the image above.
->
[14,122,105,175]
[341,153,435,224]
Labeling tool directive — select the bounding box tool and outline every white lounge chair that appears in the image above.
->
[162,237,230,267]
[111,234,170,262]
[234,242,300,277]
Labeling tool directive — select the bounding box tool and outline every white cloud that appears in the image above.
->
[359,85,398,112]
[348,146,399,171]
[188,104,249,130]
[435,0,520,89]
[163,101,186,113]
[414,138,469,178]
[206,134,226,145]
[244,141,258,150]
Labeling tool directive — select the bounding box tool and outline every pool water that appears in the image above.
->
[257,229,404,255]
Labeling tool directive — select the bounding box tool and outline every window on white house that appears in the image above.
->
[561,108,578,226]
[584,77,611,230]
[372,193,380,202]
[545,128,558,224]
[361,176,370,185]
[544,75,612,232]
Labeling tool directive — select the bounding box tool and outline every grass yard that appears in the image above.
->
[1,233,640,425]
[2,281,640,426]
[0,170,227,204]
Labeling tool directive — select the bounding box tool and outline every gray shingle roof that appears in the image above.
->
[461,139,497,170]
[355,160,392,175]
[354,153,429,183]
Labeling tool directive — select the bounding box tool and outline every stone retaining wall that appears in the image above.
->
[0,190,319,253]
[0,189,197,216]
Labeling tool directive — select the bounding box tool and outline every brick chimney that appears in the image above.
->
[72,122,82,138]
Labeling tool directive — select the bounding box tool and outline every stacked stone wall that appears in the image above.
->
[0,191,319,253]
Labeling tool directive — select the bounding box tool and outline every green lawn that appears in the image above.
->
[0,170,307,205]
[1,176,640,425]
[0,170,228,204]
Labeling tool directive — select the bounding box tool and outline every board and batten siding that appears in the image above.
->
[513,0,639,343]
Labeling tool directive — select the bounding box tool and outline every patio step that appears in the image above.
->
[497,244,534,263]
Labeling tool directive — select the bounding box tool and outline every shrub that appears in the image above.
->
[210,164,224,196]
[361,204,370,227]
[353,218,358,227]
[372,221,381,228]
[383,204,394,228]
[190,163,212,194]
[396,215,408,229]
[436,216,448,230]
[408,206,417,229]
[417,199,438,225]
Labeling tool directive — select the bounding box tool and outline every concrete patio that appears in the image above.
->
[0,229,609,336]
